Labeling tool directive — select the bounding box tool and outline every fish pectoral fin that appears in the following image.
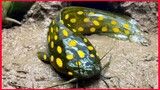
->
[37,52,50,63]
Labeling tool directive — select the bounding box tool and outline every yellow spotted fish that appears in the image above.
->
[37,6,149,88]
[60,6,150,46]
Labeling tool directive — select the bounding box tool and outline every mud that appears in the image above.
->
[2,2,158,88]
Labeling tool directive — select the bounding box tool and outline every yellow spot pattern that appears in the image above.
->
[70,18,76,23]
[78,27,84,32]
[76,61,82,66]
[96,53,99,56]
[50,27,53,33]
[69,40,77,47]
[77,11,84,15]
[66,54,73,60]
[65,14,69,19]
[84,18,90,23]
[89,12,94,15]
[48,35,50,42]
[57,46,62,54]
[93,20,100,26]
[90,27,96,32]
[124,30,130,35]
[67,24,71,27]
[51,41,54,48]
[56,27,58,32]
[60,20,64,24]
[113,28,120,33]
[72,29,76,32]
[111,20,117,25]
[78,50,85,58]
[56,58,63,67]
[62,30,69,37]
[50,55,54,62]
[88,46,94,50]
[54,35,58,40]
[90,54,94,57]
[101,26,107,32]
[68,71,73,75]
[43,54,47,60]
[84,38,88,43]
[52,20,55,25]
[123,23,130,29]
[98,16,104,21]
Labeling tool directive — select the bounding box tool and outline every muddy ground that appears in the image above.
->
[2,2,158,89]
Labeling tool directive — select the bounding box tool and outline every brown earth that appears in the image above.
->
[2,2,158,88]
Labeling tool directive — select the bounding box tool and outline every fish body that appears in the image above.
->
[60,6,149,46]
[38,6,150,87]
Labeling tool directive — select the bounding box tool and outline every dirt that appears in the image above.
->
[2,2,158,89]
